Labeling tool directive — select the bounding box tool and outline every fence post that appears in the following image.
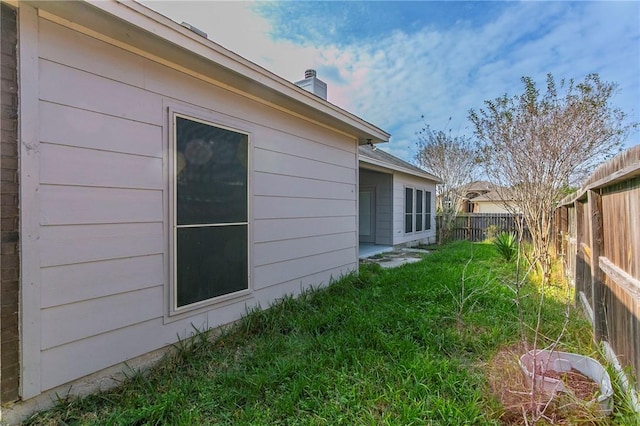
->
[553,207,562,258]
[561,206,568,256]
[574,200,585,307]
[466,215,470,240]
[588,189,606,342]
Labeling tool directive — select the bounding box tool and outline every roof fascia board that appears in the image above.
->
[24,0,389,143]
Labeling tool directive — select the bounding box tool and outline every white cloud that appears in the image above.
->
[140,1,317,81]
[311,1,639,161]
[142,1,639,163]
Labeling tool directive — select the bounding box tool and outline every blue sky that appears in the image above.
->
[143,1,640,163]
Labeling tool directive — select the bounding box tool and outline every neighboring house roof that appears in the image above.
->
[465,180,494,193]
[28,0,389,145]
[359,145,442,182]
[463,181,514,200]
[470,189,512,203]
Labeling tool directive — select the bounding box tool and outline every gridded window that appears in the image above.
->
[405,187,413,233]
[416,190,423,231]
[406,187,432,234]
[425,191,432,230]
[173,114,249,309]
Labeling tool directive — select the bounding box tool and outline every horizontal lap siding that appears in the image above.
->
[39,59,160,125]
[37,51,168,390]
[256,126,355,169]
[41,255,163,308]
[253,197,355,219]
[251,141,357,289]
[40,143,163,189]
[39,223,164,267]
[253,172,355,200]
[252,264,354,309]
[40,313,209,391]
[39,101,163,157]
[41,286,163,350]
[253,216,355,243]
[32,17,358,393]
[38,18,146,87]
[142,59,356,155]
[253,148,355,183]
[254,232,355,267]
[253,248,356,290]
[40,186,163,225]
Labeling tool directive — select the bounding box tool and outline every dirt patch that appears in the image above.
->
[539,368,600,401]
[484,346,607,425]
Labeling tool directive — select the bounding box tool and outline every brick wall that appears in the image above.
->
[0,2,20,403]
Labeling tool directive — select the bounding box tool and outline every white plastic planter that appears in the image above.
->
[519,349,613,415]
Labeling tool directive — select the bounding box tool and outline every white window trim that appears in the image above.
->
[416,189,424,232]
[424,190,432,231]
[404,186,414,234]
[168,108,252,317]
[405,186,433,234]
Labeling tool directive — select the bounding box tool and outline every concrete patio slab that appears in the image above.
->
[360,249,430,269]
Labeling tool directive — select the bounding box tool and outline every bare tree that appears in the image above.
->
[470,73,632,278]
[469,73,636,422]
[415,119,479,243]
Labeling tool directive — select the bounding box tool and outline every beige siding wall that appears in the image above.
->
[475,202,512,214]
[30,17,357,394]
[392,172,437,246]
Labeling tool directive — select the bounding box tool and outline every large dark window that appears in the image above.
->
[405,187,413,233]
[425,191,432,230]
[406,187,432,234]
[173,115,248,309]
[416,190,423,232]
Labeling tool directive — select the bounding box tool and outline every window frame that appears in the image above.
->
[169,110,252,315]
[416,189,423,232]
[404,186,414,233]
[405,186,432,234]
[424,190,432,230]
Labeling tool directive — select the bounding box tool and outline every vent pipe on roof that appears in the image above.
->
[180,22,208,39]
[295,69,327,100]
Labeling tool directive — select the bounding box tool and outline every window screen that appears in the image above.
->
[425,191,432,230]
[174,115,249,308]
[416,190,423,231]
[176,116,247,225]
[176,225,247,307]
[405,187,413,233]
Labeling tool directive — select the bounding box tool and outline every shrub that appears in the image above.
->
[493,231,517,262]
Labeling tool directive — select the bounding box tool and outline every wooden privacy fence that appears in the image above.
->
[553,145,640,389]
[436,213,527,242]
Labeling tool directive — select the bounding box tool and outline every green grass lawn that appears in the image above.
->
[26,241,636,425]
